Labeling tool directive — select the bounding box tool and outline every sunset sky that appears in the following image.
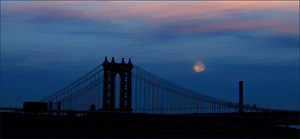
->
[1,1,299,110]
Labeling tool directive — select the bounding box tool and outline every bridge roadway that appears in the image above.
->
[1,109,299,138]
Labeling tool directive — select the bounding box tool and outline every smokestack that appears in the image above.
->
[239,81,243,113]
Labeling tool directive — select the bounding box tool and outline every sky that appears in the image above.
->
[1,1,299,110]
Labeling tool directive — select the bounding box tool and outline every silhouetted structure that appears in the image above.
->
[23,102,47,113]
[48,101,53,109]
[102,57,133,112]
[39,57,294,114]
[2,57,299,138]
[57,102,61,110]
[90,104,96,111]
[239,81,243,113]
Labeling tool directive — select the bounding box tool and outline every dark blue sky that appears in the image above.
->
[1,1,299,110]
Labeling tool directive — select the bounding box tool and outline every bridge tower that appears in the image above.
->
[102,57,133,112]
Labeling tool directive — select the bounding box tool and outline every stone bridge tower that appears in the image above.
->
[102,57,133,112]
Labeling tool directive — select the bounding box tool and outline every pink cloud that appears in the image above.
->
[2,1,299,35]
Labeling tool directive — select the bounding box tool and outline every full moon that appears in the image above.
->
[194,62,205,72]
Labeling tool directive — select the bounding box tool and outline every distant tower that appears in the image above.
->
[239,81,244,113]
[102,57,133,112]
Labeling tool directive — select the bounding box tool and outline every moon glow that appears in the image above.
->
[194,62,205,72]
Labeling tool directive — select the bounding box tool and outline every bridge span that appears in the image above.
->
[39,57,296,114]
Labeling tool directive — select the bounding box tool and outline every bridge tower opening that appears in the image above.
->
[114,73,121,109]
[102,57,133,112]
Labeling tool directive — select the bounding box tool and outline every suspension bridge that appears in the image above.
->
[1,57,299,138]
[39,57,287,114]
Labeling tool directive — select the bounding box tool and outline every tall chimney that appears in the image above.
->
[239,81,243,113]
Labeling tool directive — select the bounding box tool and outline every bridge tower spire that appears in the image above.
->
[102,57,133,112]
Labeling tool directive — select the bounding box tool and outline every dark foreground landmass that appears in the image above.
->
[1,112,299,138]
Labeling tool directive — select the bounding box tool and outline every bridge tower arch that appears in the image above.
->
[102,57,133,112]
